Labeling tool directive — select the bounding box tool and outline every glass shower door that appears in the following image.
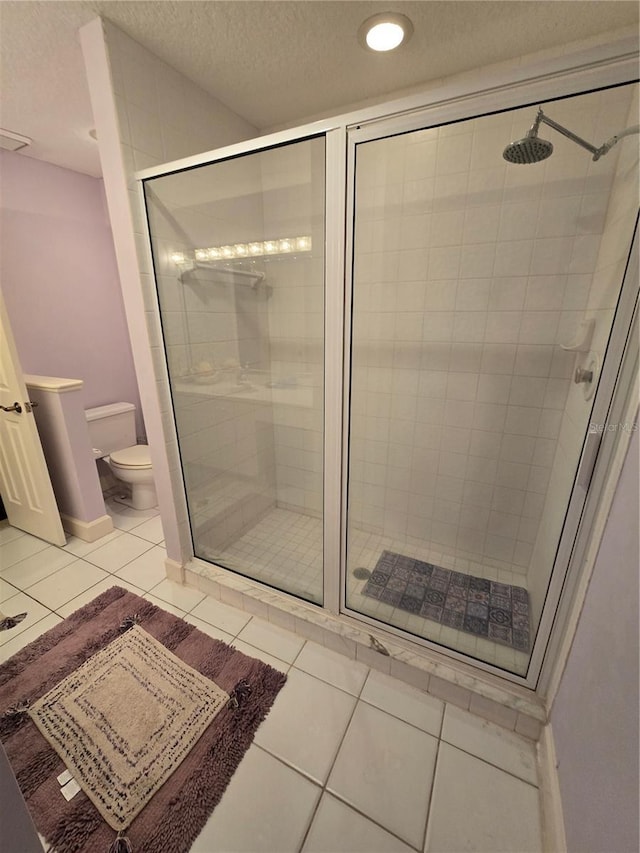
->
[344,83,638,675]
[144,136,326,604]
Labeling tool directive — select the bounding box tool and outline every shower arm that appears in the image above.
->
[533,108,640,161]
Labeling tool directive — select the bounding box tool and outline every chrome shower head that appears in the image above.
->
[503,111,553,164]
[503,133,554,164]
[503,106,640,165]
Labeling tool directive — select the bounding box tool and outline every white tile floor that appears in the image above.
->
[0,503,543,853]
[204,507,529,674]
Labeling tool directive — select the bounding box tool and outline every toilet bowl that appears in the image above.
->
[85,402,157,511]
[108,445,157,510]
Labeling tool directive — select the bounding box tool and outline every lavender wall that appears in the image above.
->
[551,422,639,853]
[0,150,142,432]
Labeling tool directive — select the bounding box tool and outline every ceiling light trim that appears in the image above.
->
[358,12,414,53]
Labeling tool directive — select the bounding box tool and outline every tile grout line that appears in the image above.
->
[421,735,442,853]
[84,540,157,575]
[416,687,448,851]
[2,587,58,620]
[295,666,371,853]
[440,739,539,789]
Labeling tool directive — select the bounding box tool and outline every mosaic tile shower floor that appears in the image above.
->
[362,551,530,652]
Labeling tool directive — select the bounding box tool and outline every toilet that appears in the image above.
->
[85,402,157,510]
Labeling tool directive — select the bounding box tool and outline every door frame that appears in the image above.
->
[537,231,638,699]
[340,82,639,688]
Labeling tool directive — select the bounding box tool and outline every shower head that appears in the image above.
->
[503,134,553,164]
[503,109,553,164]
[504,107,640,165]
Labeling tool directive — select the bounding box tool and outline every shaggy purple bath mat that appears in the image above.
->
[362,550,530,651]
[0,586,286,852]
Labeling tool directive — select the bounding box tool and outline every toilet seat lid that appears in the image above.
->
[110,445,151,469]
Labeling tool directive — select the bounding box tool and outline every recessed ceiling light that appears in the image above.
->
[358,12,413,52]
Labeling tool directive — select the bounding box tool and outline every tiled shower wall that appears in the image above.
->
[145,160,276,549]
[262,142,325,516]
[528,86,639,622]
[349,85,635,578]
[267,251,324,516]
[144,139,325,542]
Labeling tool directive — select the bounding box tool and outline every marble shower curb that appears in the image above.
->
[179,558,546,740]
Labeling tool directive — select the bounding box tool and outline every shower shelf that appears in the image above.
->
[561,318,595,352]
[179,262,266,288]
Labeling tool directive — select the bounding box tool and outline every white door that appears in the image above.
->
[0,291,65,545]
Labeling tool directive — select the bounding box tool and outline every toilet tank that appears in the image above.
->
[85,402,136,458]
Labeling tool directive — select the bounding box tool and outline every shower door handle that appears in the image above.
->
[576,428,602,491]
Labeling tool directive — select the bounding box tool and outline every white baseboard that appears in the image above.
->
[537,723,567,853]
[60,513,113,543]
[165,557,184,583]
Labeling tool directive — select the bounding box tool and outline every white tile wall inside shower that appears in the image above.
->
[144,165,277,550]
[349,85,636,589]
[259,142,325,517]
[527,85,639,624]
[142,130,325,553]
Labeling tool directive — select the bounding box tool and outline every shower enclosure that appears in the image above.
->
[142,75,638,684]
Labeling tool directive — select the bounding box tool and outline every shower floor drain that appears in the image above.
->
[352,567,372,580]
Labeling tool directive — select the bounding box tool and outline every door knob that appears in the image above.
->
[1,402,22,413]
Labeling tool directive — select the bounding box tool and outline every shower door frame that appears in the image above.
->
[340,76,640,687]
[136,33,639,693]
[139,125,348,609]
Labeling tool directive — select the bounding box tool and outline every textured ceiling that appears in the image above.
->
[0,1,637,177]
